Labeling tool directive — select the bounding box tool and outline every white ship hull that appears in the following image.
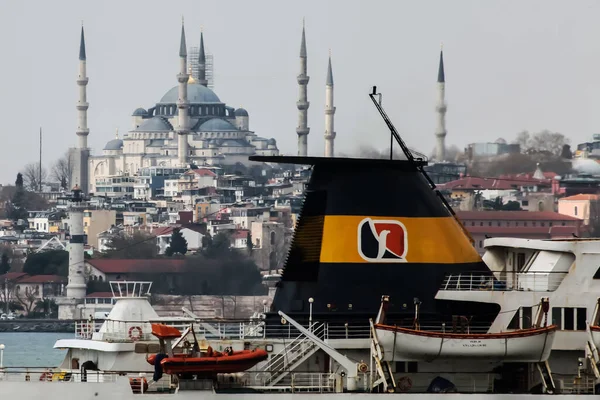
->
[375,325,557,362]
[0,380,592,399]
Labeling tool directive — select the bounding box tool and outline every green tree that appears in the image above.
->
[246,231,253,253]
[23,250,69,276]
[202,232,233,259]
[0,253,10,274]
[166,228,188,256]
[104,231,158,259]
[15,173,23,188]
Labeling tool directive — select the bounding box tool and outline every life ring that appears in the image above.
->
[39,371,53,381]
[397,376,413,392]
[128,326,143,341]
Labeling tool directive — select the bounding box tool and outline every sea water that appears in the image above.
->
[0,332,72,367]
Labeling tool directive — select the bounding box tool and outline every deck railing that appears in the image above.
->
[441,272,568,292]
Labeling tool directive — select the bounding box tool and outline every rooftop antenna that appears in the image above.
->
[368,86,420,164]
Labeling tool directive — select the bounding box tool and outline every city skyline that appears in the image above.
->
[1,0,599,184]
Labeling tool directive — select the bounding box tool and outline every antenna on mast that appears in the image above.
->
[369,86,419,164]
[39,127,42,192]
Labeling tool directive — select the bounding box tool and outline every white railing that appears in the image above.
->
[441,272,567,292]
[557,375,596,394]
[263,323,325,385]
[0,368,118,383]
[218,372,339,393]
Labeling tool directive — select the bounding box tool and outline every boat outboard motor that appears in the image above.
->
[426,376,457,393]
[153,353,168,382]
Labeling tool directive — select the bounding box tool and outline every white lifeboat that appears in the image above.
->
[374,323,557,362]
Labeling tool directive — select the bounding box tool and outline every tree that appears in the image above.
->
[429,144,462,162]
[0,253,10,275]
[51,152,73,190]
[514,130,568,155]
[513,131,530,151]
[16,285,39,315]
[247,231,253,253]
[23,250,69,276]
[103,231,158,259]
[22,162,48,191]
[561,144,573,159]
[15,173,23,188]
[166,228,188,256]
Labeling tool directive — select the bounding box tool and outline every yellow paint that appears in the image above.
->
[319,215,481,264]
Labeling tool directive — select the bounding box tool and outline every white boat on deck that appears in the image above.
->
[375,323,557,362]
[373,295,557,363]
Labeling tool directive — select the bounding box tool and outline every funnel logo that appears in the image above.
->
[358,218,407,262]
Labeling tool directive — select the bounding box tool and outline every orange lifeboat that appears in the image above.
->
[147,347,268,376]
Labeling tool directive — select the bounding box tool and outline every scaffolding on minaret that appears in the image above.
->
[189,46,214,89]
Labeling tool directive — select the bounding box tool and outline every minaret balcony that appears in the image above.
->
[297,75,310,85]
[435,131,447,138]
[436,105,447,113]
[296,101,310,110]
[324,132,336,140]
[76,102,89,111]
[296,127,310,136]
[325,106,336,115]
[77,77,89,85]
[177,73,189,83]
[76,129,90,136]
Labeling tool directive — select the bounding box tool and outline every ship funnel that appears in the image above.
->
[249,88,486,322]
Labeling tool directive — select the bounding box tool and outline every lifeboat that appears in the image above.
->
[147,347,268,375]
[374,323,557,362]
[148,323,268,376]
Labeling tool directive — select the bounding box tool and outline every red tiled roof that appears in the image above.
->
[440,176,549,191]
[152,226,173,236]
[467,226,568,235]
[560,194,600,201]
[18,274,66,284]
[86,259,188,274]
[0,272,28,282]
[456,211,582,221]
[86,292,113,298]
[190,168,217,177]
[232,229,250,240]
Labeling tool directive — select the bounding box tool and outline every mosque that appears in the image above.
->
[71,23,285,195]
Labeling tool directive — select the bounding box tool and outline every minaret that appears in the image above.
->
[176,21,190,167]
[66,186,87,300]
[435,46,447,162]
[70,25,90,194]
[324,53,336,157]
[198,29,208,87]
[296,21,310,156]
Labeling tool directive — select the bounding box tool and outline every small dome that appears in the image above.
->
[132,108,147,117]
[495,137,507,144]
[136,116,173,132]
[104,139,123,150]
[160,83,221,104]
[200,118,237,131]
[235,108,249,117]
[268,138,277,146]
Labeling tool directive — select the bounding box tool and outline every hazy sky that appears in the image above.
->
[0,0,599,184]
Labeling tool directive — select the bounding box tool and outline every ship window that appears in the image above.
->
[479,222,483,226]
[497,221,501,227]
[407,362,418,373]
[516,253,526,270]
[488,221,492,226]
[577,308,587,331]
[564,308,574,330]
[552,307,561,327]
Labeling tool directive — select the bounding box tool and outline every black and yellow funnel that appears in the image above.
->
[250,87,493,325]
[250,155,486,320]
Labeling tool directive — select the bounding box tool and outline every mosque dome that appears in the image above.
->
[160,83,221,104]
[200,118,237,131]
[104,138,123,150]
[132,108,148,117]
[268,138,277,146]
[235,108,249,117]
[136,116,173,132]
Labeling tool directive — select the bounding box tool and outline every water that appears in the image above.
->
[0,332,72,367]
